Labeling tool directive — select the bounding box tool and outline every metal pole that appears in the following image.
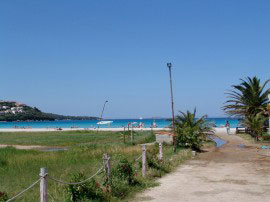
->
[131,125,134,145]
[167,63,176,153]
[123,127,126,143]
[97,100,108,131]
[268,94,270,133]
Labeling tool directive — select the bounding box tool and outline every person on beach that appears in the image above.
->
[225,121,230,135]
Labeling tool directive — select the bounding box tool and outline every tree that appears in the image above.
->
[244,113,267,141]
[174,109,213,151]
[223,76,270,117]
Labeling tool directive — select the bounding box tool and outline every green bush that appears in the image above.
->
[146,145,171,175]
[110,157,141,199]
[65,173,105,202]
[0,158,7,167]
[113,157,138,186]
[175,109,213,151]
[0,192,8,202]
[111,177,130,199]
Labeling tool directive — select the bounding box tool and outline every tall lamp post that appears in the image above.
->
[167,63,177,153]
[268,94,270,133]
[98,100,108,130]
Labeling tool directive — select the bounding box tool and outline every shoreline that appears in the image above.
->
[0,127,169,132]
[0,127,236,133]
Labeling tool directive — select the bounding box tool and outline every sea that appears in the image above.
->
[0,118,241,129]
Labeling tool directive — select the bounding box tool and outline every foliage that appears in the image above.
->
[223,76,270,117]
[111,177,130,199]
[0,130,191,201]
[174,109,213,151]
[244,113,267,141]
[0,158,7,167]
[65,173,105,202]
[113,158,136,185]
[0,192,8,202]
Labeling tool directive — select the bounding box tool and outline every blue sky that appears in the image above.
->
[1,0,270,118]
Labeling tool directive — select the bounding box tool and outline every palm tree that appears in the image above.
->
[245,113,267,141]
[174,109,213,151]
[223,76,270,117]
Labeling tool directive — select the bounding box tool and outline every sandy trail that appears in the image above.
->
[134,128,270,202]
[0,144,67,151]
[0,144,47,150]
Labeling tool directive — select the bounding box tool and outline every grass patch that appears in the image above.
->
[0,131,191,201]
[0,130,155,147]
[237,133,255,143]
[237,132,270,143]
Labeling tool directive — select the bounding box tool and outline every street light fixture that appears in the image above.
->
[100,100,108,120]
[98,100,108,131]
[167,63,177,153]
[268,94,270,133]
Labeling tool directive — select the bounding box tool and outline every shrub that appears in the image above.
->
[0,192,8,202]
[110,177,130,199]
[175,109,213,151]
[110,157,141,199]
[245,113,267,141]
[65,173,105,202]
[113,158,137,186]
[0,158,7,167]
[146,145,170,175]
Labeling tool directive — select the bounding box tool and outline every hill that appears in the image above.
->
[0,101,98,121]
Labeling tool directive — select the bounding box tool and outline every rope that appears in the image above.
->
[135,155,142,161]
[48,167,103,185]
[6,177,42,202]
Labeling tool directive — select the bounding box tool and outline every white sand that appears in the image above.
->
[0,127,170,132]
[0,127,236,133]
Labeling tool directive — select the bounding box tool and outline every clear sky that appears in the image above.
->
[1,0,270,118]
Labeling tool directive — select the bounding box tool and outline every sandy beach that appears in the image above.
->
[0,127,171,132]
[0,127,236,133]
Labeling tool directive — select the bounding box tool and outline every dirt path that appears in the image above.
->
[0,144,47,150]
[134,129,270,202]
[0,144,67,151]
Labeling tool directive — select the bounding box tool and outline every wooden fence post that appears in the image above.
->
[103,154,111,184]
[131,126,134,145]
[142,144,147,177]
[123,127,126,143]
[159,143,163,161]
[107,154,111,184]
[40,168,48,202]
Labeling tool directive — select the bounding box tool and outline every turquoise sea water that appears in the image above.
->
[0,118,240,129]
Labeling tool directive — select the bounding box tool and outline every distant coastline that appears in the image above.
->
[0,100,98,122]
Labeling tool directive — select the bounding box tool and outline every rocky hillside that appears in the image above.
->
[0,101,98,121]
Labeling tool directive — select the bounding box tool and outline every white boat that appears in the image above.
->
[97,121,113,125]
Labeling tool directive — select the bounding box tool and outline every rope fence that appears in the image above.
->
[6,143,165,202]
[48,167,104,185]
[6,177,42,202]
[135,154,142,161]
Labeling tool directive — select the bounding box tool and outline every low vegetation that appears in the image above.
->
[0,130,192,201]
[174,109,214,151]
